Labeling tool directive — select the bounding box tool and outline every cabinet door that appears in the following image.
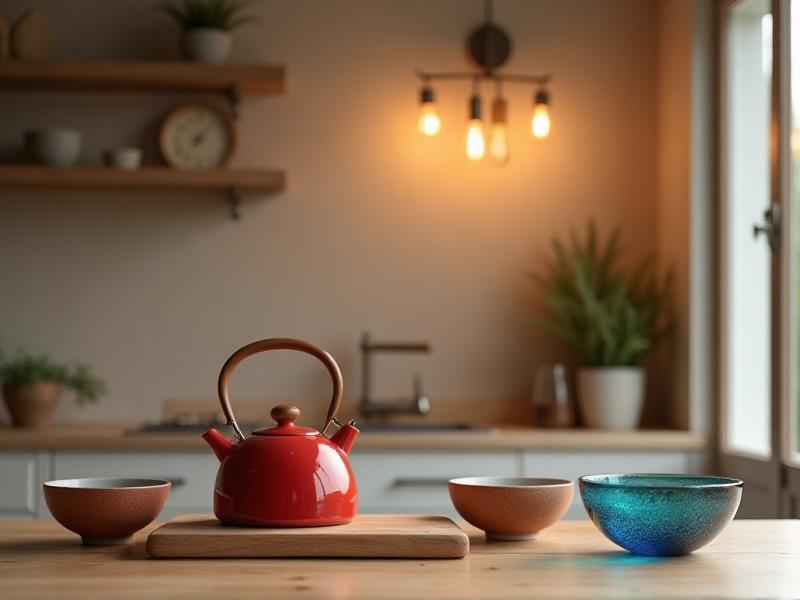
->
[350,451,518,516]
[0,452,49,518]
[522,451,692,519]
[54,452,218,517]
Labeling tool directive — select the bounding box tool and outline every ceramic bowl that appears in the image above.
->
[102,147,142,170]
[24,128,82,167]
[449,477,574,541]
[579,474,743,556]
[44,478,170,545]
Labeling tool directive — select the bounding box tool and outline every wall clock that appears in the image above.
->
[159,103,236,169]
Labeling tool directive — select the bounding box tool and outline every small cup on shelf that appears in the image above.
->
[102,147,142,170]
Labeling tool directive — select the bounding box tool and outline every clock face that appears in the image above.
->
[160,104,236,169]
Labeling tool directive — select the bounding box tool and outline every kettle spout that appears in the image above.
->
[330,422,359,455]
[202,428,235,462]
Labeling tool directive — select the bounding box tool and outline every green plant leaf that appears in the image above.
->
[529,220,672,367]
[157,0,258,31]
[0,349,106,405]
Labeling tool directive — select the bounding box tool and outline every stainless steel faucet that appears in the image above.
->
[359,332,432,418]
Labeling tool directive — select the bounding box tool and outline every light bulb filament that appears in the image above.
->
[489,123,508,164]
[532,105,550,139]
[490,97,509,164]
[531,89,551,139]
[418,102,441,136]
[466,120,486,160]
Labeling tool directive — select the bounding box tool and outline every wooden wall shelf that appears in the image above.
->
[0,60,287,219]
[0,165,286,219]
[0,60,285,95]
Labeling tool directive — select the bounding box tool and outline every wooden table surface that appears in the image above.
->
[0,519,797,599]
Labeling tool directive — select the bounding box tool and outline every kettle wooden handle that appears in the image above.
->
[217,338,344,442]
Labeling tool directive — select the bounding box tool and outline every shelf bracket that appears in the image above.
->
[229,186,244,220]
[227,84,243,120]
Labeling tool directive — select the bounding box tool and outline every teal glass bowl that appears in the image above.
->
[579,474,743,556]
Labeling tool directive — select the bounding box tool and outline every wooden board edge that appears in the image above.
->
[146,530,470,559]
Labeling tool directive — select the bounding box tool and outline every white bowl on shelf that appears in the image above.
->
[102,147,142,170]
[24,128,82,167]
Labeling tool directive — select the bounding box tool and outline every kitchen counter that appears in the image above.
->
[0,423,706,451]
[0,519,796,599]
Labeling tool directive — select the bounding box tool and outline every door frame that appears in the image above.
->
[717,0,782,516]
[777,0,800,514]
[718,0,800,517]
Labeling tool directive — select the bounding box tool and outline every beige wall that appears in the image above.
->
[655,0,715,435]
[656,0,692,430]
[0,0,661,425]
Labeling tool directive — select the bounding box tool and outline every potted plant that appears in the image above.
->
[1,350,106,428]
[158,0,257,64]
[530,221,672,429]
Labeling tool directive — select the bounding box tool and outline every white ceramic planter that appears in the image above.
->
[577,367,645,430]
[180,28,232,64]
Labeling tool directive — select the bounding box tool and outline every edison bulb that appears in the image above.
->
[465,119,486,160]
[489,123,509,164]
[418,102,441,136]
[531,104,551,139]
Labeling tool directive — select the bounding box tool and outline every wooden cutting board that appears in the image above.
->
[146,514,469,559]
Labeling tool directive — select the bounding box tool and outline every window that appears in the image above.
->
[723,0,773,459]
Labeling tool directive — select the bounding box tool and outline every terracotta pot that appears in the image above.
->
[3,382,61,428]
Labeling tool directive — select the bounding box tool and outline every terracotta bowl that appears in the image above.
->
[44,478,171,545]
[449,477,574,541]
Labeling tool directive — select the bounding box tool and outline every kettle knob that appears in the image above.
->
[271,404,301,425]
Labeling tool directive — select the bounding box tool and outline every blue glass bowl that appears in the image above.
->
[579,474,743,556]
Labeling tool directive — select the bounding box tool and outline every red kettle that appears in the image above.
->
[202,338,359,527]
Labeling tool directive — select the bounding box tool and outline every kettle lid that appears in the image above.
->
[252,404,318,436]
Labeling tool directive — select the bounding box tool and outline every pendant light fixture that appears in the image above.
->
[531,89,551,139]
[465,80,486,161]
[417,83,441,136]
[415,0,552,163]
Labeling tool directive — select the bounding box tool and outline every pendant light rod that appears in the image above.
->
[485,0,494,24]
[415,69,551,86]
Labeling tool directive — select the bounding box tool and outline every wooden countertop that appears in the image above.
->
[0,519,796,599]
[0,424,706,452]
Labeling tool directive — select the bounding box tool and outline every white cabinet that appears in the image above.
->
[0,447,698,520]
[522,451,692,519]
[55,451,518,519]
[350,451,517,517]
[53,452,218,518]
[0,452,50,518]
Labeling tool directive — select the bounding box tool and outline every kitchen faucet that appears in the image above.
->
[359,332,432,418]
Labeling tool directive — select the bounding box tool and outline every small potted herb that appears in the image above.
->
[1,350,106,428]
[158,0,258,64]
[529,221,672,429]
